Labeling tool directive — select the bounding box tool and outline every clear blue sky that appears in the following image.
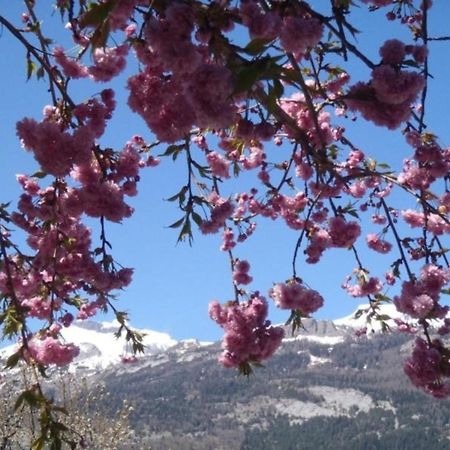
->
[1,2,450,341]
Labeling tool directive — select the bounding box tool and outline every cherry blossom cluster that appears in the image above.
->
[209,295,284,371]
[54,45,128,82]
[394,264,449,320]
[232,259,253,286]
[241,0,323,60]
[4,88,149,366]
[127,2,237,142]
[269,280,324,315]
[343,270,383,298]
[305,216,362,264]
[405,337,450,398]
[346,40,425,129]
[27,335,80,367]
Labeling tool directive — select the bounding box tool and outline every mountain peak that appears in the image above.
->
[0,320,178,373]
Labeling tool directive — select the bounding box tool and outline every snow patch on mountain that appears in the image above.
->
[334,302,450,334]
[0,320,178,373]
[333,303,412,332]
[284,335,345,345]
[65,320,177,371]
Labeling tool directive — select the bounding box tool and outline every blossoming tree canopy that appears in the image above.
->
[1,0,450,444]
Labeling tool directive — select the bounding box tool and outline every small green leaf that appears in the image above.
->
[165,186,188,202]
[36,66,45,80]
[377,315,391,321]
[31,436,46,450]
[27,58,35,81]
[90,21,110,49]
[346,208,359,219]
[233,63,263,93]
[31,170,47,179]
[5,350,21,369]
[238,361,253,377]
[354,308,366,319]
[242,37,273,55]
[191,212,203,227]
[178,219,193,244]
[79,1,117,29]
[15,389,40,410]
[159,144,184,157]
[168,217,185,229]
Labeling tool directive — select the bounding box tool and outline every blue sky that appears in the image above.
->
[1,2,450,342]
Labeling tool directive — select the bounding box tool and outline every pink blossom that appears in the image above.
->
[221,228,236,251]
[343,275,383,297]
[200,200,234,234]
[74,91,116,138]
[346,81,414,129]
[402,209,425,228]
[108,0,139,31]
[188,64,237,131]
[233,259,253,285]
[79,180,133,222]
[269,281,324,315]
[305,228,332,264]
[426,213,450,235]
[207,152,230,179]
[128,70,195,142]
[16,118,94,177]
[28,336,80,367]
[280,16,323,58]
[372,214,387,225]
[328,216,361,248]
[379,39,406,65]
[385,272,396,286]
[240,0,281,40]
[209,295,284,369]
[88,45,128,82]
[143,3,200,74]
[411,45,428,64]
[53,47,88,78]
[116,142,141,178]
[60,313,74,327]
[394,264,449,319]
[366,233,392,254]
[296,161,314,181]
[372,66,424,105]
[404,338,450,398]
[280,95,338,148]
[121,355,138,364]
[16,175,40,196]
[241,146,265,170]
[21,296,58,320]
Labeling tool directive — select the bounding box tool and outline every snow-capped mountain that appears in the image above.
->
[0,320,178,373]
[333,303,404,331]
[1,302,446,376]
[333,302,449,332]
[62,320,178,371]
